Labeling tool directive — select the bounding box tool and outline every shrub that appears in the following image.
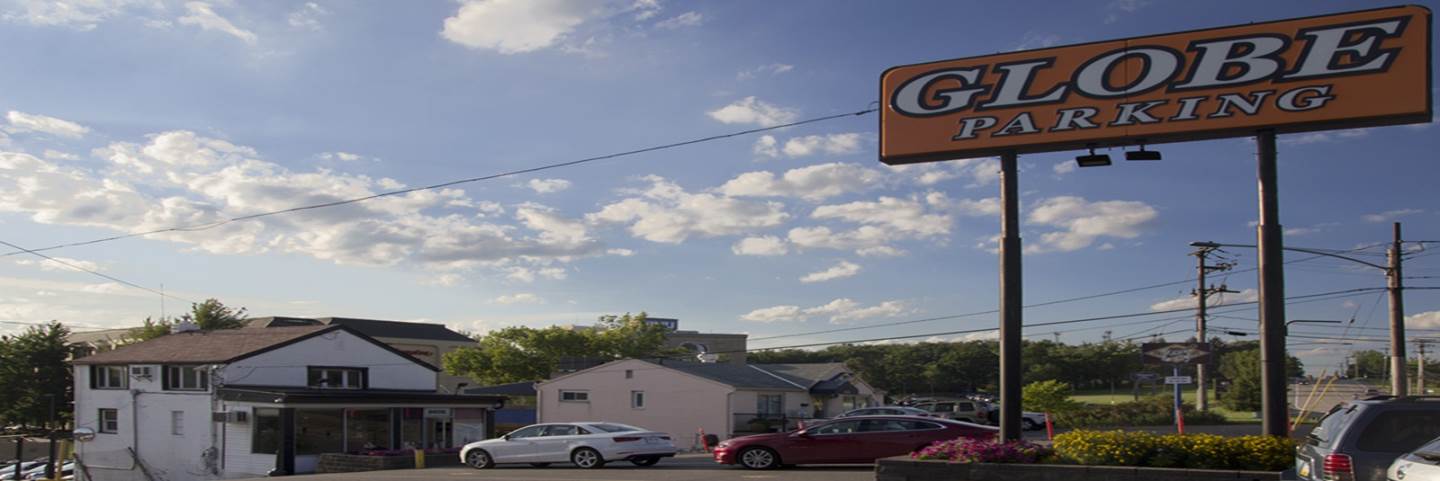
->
[1022,380,1082,414]
[913,438,1052,464]
[1056,395,1225,428]
[1052,430,1294,471]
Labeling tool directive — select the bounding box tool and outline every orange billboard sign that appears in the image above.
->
[879,6,1432,165]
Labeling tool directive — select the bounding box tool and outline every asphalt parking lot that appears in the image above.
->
[282,454,875,481]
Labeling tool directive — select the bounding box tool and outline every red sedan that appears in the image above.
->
[713,416,996,469]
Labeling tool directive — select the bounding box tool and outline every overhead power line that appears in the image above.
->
[0,107,879,259]
[0,238,195,304]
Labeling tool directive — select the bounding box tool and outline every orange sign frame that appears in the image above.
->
[879,5,1432,165]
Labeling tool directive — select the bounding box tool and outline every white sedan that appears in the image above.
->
[460,422,677,469]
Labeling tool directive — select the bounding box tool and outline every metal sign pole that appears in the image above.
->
[1256,129,1289,437]
[998,150,1023,442]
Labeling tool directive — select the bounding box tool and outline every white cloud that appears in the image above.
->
[494,292,544,305]
[526,178,572,194]
[811,196,951,238]
[1408,311,1440,329]
[1104,0,1150,23]
[887,157,999,187]
[706,97,799,127]
[718,162,884,201]
[1,130,616,283]
[588,175,788,243]
[779,133,863,158]
[800,260,860,283]
[1362,208,1423,223]
[654,10,701,29]
[16,257,101,272]
[1024,196,1158,253]
[741,297,907,324]
[319,151,363,162]
[441,0,595,54]
[1,0,159,30]
[1014,31,1060,51]
[1280,128,1370,146]
[630,0,660,20]
[732,236,787,256]
[43,149,79,161]
[423,273,464,287]
[6,111,90,138]
[605,248,635,256]
[1053,160,1077,175]
[1150,288,1258,311]
[287,2,327,31]
[178,2,257,45]
[737,63,794,81]
[752,135,779,158]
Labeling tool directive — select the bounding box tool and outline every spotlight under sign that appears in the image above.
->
[878,5,1432,165]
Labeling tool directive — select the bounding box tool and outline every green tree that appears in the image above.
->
[1218,347,1304,411]
[184,298,248,330]
[444,312,680,386]
[1022,380,1082,414]
[1352,350,1386,379]
[125,317,175,343]
[0,322,77,430]
[592,312,684,359]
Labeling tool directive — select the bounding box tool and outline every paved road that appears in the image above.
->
[1292,379,1380,414]
[282,454,874,481]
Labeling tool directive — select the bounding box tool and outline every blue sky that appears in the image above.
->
[0,0,1436,373]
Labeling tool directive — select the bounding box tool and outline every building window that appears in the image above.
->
[631,391,645,409]
[99,409,119,434]
[171,411,184,436]
[296,409,345,455]
[625,369,633,379]
[307,367,365,389]
[559,390,589,402]
[345,409,391,451]
[164,365,209,391]
[757,394,784,415]
[252,408,280,454]
[92,366,127,390]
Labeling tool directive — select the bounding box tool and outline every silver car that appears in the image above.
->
[1388,436,1440,481]
[1297,397,1440,481]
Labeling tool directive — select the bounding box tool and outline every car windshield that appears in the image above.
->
[586,423,639,433]
[1416,436,1440,458]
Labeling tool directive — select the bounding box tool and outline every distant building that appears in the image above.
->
[246,317,478,393]
[71,324,505,479]
[536,359,881,449]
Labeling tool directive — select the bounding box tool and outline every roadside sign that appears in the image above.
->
[1142,342,1212,365]
[1165,376,1194,385]
[879,5,1432,164]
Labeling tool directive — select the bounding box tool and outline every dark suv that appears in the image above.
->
[1296,396,1440,481]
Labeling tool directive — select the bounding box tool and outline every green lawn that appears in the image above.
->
[1070,387,1260,423]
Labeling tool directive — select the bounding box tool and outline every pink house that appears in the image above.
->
[536,359,882,450]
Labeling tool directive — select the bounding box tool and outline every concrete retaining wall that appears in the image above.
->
[875,457,1283,481]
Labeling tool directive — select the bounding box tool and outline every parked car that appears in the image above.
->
[460,422,676,470]
[1388,435,1440,481]
[713,415,997,469]
[982,408,1047,430]
[1297,397,1440,481]
[835,406,934,418]
[0,462,48,481]
[913,400,988,424]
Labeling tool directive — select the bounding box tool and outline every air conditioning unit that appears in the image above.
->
[212,411,249,424]
[130,366,153,380]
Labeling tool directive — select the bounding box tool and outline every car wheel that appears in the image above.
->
[1022,418,1040,431]
[465,450,494,469]
[630,457,660,467]
[530,463,551,468]
[571,447,605,469]
[738,447,779,470]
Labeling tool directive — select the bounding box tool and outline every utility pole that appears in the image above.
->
[1191,246,1235,411]
[997,150,1023,442]
[1418,339,1429,394]
[1389,222,1408,397]
[1255,130,1288,437]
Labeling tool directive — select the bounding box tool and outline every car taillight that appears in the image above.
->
[613,436,642,442]
[1322,453,1354,481]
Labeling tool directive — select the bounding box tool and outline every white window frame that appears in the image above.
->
[99,408,119,434]
[559,390,589,402]
[171,411,184,436]
[165,365,209,391]
[631,391,645,409]
[94,366,127,390]
[308,367,365,390]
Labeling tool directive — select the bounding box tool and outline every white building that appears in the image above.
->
[71,324,506,480]
[536,359,882,449]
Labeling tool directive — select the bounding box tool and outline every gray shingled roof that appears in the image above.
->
[648,360,804,390]
[247,316,475,343]
[753,363,846,388]
[73,326,333,365]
